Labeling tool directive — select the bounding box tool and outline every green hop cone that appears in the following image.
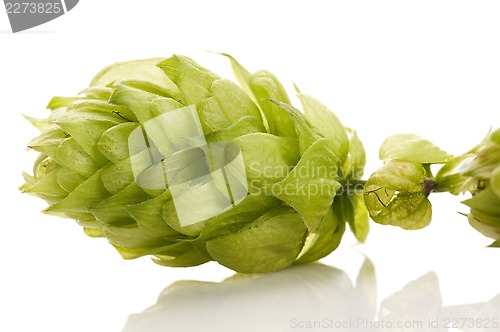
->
[20,55,368,273]
[461,129,500,246]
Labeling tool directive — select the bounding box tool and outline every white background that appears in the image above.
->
[1,1,500,331]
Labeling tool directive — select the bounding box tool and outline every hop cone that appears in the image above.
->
[462,129,500,247]
[21,55,368,273]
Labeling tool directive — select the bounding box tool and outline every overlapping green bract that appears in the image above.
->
[21,55,367,273]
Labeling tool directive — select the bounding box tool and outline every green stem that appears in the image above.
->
[337,179,367,195]
[423,164,433,178]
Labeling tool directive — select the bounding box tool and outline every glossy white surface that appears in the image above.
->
[122,257,500,332]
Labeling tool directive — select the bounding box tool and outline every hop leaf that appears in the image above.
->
[364,161,432,230]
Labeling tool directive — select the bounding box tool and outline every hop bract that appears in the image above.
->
[21,55,367,273]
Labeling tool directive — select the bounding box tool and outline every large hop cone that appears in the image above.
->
[21,55,368,273]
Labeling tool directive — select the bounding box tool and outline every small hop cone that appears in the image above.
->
[462,129,500,246]
[21,55,367,273]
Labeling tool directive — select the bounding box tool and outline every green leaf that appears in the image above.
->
[380,133,452,163]
[366,161,426,193]
[364,161,432,230]
[268,139,341,231]
[297,93,349,163]
[157,55,219,105]
[370,191,432,230]
[206,206,307,273]
[295,206,345,264]
[370,192,431,230]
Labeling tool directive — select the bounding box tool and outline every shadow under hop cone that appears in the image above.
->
[122,260,377,332]
[122,260,500,332]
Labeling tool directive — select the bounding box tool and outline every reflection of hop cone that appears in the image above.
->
[21,55,368,273]
[122,261,376,332]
